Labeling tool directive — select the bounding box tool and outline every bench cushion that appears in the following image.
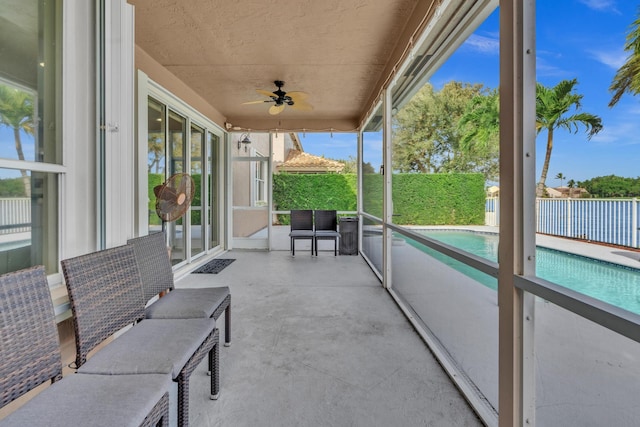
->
[146,287,229,319]
[0,373,171,427]
[77,318,215,378]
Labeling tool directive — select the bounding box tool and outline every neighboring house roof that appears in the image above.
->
[486,185,500,197]
[276,149,344,174]
[545,187,563,198]
[548,187,589,198]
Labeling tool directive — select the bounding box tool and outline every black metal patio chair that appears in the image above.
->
[289,209,315,256]
[314,210,340,256]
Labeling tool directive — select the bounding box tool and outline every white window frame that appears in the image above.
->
[252,151,267,207]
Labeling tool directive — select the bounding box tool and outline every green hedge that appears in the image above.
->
[272,174,357,224]
[392,174,484,225]
[274,172,485,226]
[361,173,484,224]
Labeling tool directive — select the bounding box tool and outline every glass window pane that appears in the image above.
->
[190,124,204,257]
[208,132,219,248]
[169,111,185,175]
[147,97,165,233]
[0,0,61,165]
[167,110,186,265]
[254,155,266,206]
[362,105,383,219]
[0,168,58,274]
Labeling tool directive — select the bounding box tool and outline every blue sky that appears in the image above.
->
[2,1,637,185]
[300,0,640,185]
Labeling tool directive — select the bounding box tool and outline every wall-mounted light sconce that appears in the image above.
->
[238,133,251,152]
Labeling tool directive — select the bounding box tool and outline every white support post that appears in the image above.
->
[633,198,638,248]
[567,199,572,238]
[499,0,536,425]
[102,0,135,248]
[383,89,393,290]
[357,131,363,254]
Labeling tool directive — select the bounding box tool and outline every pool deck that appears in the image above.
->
[537,232,640,268]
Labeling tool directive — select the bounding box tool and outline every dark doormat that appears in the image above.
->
[192,258,235,274]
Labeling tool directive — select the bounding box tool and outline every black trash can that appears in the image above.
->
[339,217,359,255]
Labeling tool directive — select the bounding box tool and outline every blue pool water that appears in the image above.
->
[411,230,640,315]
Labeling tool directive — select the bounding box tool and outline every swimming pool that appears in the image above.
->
[410,230,640,315]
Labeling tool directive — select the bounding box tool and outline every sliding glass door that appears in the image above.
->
[145,92,224,266]
[167,110,187,265]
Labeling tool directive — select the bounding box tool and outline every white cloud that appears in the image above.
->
[578,0,621,13]
[463,34,499,55]
[589,49,628,69]
[591,120,640,145]
[536,57,571,78]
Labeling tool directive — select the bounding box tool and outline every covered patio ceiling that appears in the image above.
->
[128,0,451,133]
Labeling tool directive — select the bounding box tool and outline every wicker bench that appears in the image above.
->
[0,266,170,427]
[127,232,231,348]
[61,245,220,427]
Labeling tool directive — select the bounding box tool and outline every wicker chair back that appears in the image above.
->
[61,245,146,368]
[0,266,63,408]
[127,232,175,302]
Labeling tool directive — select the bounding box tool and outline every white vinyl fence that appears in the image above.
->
[0,198,31,235]
[485,197,640,249]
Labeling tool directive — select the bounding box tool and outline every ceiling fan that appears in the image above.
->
[243,80,313,115]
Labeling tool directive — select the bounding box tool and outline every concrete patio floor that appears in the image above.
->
[182,225,640,426]
[180,249,483,427]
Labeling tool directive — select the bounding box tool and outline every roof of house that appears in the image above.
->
[547,186,589,198]
[276,150,344,174]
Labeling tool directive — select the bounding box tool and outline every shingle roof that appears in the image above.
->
[276,150,344,173]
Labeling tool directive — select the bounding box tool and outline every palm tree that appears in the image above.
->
[458,89,500,182]
[536,79,603,197]
[0,85,34,197]
[609,10,640,107]
[555,172,565,188]
[567,179,576,198]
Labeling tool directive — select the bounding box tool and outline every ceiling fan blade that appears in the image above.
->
[287,91,309,102]
[291,101,313,112]
[242,100,269,105]
[269,104,286,115]
[256,89,276,98]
